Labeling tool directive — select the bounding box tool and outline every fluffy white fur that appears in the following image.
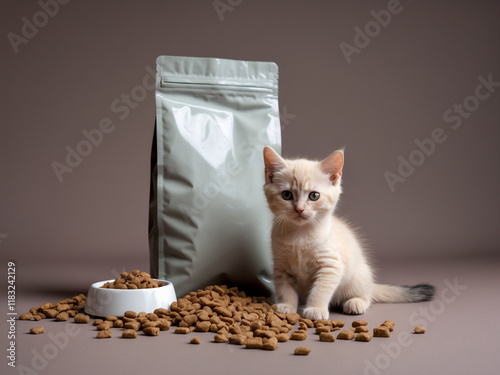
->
[263,146,434,320]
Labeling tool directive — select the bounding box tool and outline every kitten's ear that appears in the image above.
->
[320,149,344,185]
[263,146,286,183]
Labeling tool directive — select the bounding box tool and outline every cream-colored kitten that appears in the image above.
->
[263,146,435,320]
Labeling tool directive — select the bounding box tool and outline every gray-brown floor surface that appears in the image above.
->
[3,254,499,375]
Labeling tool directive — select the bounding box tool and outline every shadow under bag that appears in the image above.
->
[149,55,281,297]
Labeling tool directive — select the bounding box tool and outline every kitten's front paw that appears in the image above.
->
[302,307,329,321]
[342,297,370,315]
[276,303,297,315]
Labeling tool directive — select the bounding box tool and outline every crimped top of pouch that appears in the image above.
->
[156,55,278,88]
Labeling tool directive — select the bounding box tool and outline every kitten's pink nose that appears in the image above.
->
[296,208,304,214]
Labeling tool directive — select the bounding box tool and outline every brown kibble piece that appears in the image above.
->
[146,313,159,321]
[354,326,369,333]
[96,322,113,331]
[183,314,198,326]
[57,304,73,312]
[97,330,112,339]
[373,326,391,337]
[154,308,169,316]
[245,337,263,349]
[40,303,56,310]
[143,327,160,336]
[381,321,395,332]
[174,327,191,334]
[190,337,201,344]
[195,321,211,332]
[113,320,124,328]
[74,313,90,323]
[319,332,335,342]
[337,329,355,340]
[276,333,290,342]
[299,319,314,328]
[142,321,157,329]
[294,347,311,355]
[262,337,279,351]
[250,321,263,331]
[285,313,301,325]
[124,311,137,318]
[355,332,372,342]
[290,331,307,341]
[20,313,34,320]
[43,309,58,318]
[352,320,368,327]
[229,334,247,345]
[254,329,276,339]
[122,329,137,338]
[414,326,426,334]
[105,315,118,322]
[157,319,171,331]
[316,326,331,334]
[332,320,345,328]
[30,327,45,334]
[124,321,140,331]
[314,319,332,328]
[93,319,104,326]
[214,333,229,343]
[56,312,69,321]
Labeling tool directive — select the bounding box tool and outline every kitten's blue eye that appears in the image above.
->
[281,191,293,200]
[309,192,320,201]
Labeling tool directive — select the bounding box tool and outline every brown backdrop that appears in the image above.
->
[1,0,499,267]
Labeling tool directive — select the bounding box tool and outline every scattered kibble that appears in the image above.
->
[74,313,90,324]
[319,332,335,342]
[290,330,307,341]
[337,329,355,340]
[294,346,311,355]
[245,337,263,349]
[143,326,160,336]
[352,320,368,327]
[373,326,391,338]
[354,326,369,333]
[381,320,395,332]
[262,337,278,350]
[97,330,112,339]
[55,312,69,322]
[20,313,34,320]
[190,337,201,344]
[414,326,426,334]
[355,332,372,342]
[122,329,138,338]
[29,327,45,335]
[175,327,191,335]
[19,276,425,353]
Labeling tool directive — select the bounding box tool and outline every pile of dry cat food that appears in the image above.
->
[20,275,426,355]
[100,270,162,289]
[19,294,86,322]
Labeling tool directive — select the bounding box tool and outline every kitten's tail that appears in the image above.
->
[372,283,435,303]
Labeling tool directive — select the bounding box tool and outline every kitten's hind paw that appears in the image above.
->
[302,307,329,321]
[276,303,297,315]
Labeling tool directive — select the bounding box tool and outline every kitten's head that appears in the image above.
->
[263,147,344,227]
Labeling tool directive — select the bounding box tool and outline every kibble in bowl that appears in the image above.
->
[84,276,176,318]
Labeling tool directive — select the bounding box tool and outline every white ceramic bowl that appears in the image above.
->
[84,279,176,317]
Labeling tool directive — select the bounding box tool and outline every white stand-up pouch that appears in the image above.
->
[149,56,281,297]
